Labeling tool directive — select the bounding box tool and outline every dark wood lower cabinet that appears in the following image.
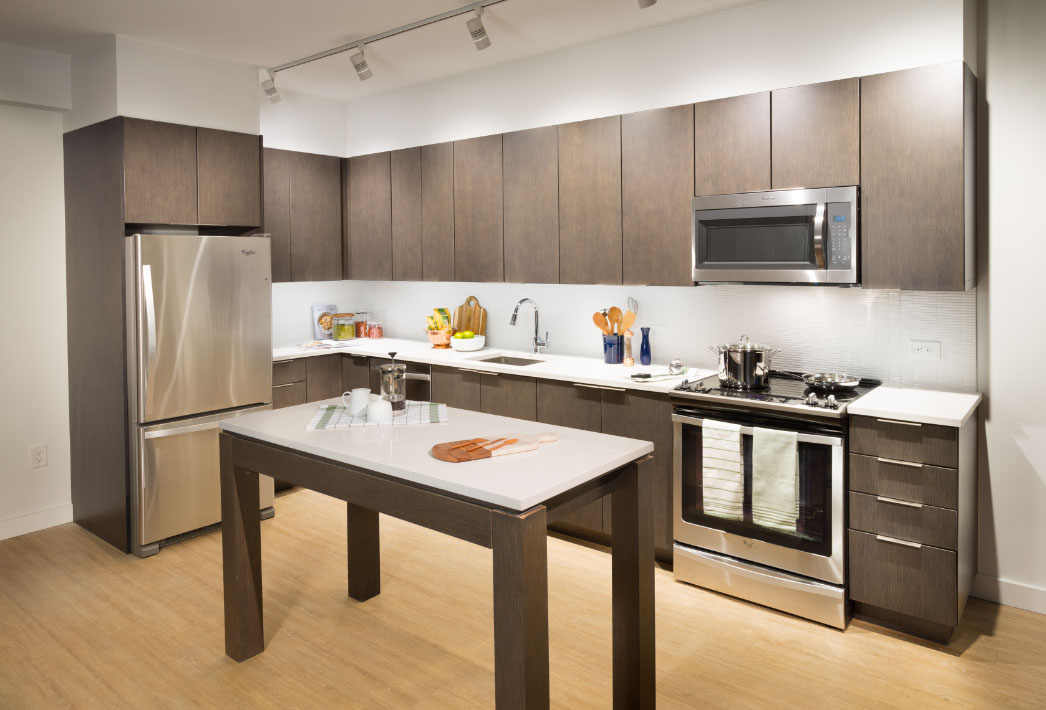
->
[272,381,306,410]
[341,354,371,392]
[305,355,343,402]
[430,366,482,411]
[480,374,536,421]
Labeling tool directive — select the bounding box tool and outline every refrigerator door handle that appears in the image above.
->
[142,419,220,440]
[141,263,157,412]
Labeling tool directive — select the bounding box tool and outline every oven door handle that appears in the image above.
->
[671,414,842,447]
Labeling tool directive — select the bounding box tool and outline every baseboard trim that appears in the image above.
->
[972,573,1046,615]
[0,503,74,542]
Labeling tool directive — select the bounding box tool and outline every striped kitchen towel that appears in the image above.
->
[701,419,743,521]
[751,426,799,533]
[306,401,449,429]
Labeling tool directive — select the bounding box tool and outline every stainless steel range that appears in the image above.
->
[671,371,879,628]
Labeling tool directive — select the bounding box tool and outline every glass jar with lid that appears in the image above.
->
[332,313,355,341]
[367,319,384,339]
[354,310,369,339]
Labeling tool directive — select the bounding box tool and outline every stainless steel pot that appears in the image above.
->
[708,335,779,389]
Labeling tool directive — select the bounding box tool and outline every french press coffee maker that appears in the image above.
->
[379,352,407,412]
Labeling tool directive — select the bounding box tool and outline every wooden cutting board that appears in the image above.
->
[431,433,557,462]
[452,296,487,336]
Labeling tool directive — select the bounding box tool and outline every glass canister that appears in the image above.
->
[368,319,384,339]
[354,310,369,339]
[379,363,407,411]
[332,313,355,341]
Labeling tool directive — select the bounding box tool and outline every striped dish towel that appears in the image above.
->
[751,427,799,532]
[306,401,449,430]
[701,420,743,521]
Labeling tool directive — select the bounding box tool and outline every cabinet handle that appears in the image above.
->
[875,534,922,549]
[877,418,922,427]
[876,456,923,469]
[272,383,299,389]
[876,495,923,509]
[460,369,497,376]
[573,383,626,392]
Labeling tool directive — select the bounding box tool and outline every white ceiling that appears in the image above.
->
[0,0,760,102]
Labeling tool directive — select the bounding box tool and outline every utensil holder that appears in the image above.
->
[602,334,624,364]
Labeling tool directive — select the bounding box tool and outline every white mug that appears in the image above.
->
[342,388,371,416]
[366,399,394,425]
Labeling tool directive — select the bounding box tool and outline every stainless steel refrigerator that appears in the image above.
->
[126,234,274,557]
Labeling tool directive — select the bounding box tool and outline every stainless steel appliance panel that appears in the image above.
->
[131,234,272,423]
[137,405,274,547]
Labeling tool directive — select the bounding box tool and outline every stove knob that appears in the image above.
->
[805,393,820,406]
[827,394,838,409]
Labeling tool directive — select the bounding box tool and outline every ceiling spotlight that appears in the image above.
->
[350,46,373,81]
[260,74,281,103]
[638,0,657,7]
[466,8,491,51]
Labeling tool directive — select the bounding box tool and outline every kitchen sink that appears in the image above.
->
[469,355,546,367]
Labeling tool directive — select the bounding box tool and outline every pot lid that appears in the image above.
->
[716,334,773,353]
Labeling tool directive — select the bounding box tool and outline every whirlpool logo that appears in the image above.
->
[241,249,256,257]
[743,539,758,549]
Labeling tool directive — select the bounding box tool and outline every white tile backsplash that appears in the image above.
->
[274,280,977,392]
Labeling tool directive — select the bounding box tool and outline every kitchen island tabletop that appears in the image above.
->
[219,402,655,709]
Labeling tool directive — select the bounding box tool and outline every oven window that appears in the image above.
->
[696,205,818,269]
[679,424,833,556]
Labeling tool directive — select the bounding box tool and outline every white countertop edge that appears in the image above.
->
[220,415,654,511]
[848,387,983,427]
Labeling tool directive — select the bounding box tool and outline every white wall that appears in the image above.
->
[972,0,1046,614]
[64,36,118,132]
[272,281,357,346]
[259,80,347,156]
[0,105,72,540]
[0,42,71,111]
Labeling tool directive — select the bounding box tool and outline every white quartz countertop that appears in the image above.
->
[848,386,982,427]
[273,337,715,395]
[221,399,654,511]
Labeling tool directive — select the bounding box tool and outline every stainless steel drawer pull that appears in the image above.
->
[573,383,626,392]
[876,534,922,549]
[877,418,922,427]
[876,495,924,509]
[272,383,299,389]
[877,456,924,469]
[460,369,497,376]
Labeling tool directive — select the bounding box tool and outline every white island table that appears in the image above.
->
[219,400,655,709]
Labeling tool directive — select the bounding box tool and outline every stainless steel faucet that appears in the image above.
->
[509,298,548,354]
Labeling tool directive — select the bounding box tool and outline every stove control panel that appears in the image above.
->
[825,202,853,271]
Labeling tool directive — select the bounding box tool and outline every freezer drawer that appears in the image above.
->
[137,407,273,547]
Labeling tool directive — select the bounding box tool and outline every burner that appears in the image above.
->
[673,371,881,416]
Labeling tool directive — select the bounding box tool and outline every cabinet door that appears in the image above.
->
[306,355,343,402]
[694,92,770,196]
[262,148,292,283]
[622,105,695,286]
[341,355,371,392]
[772,78,859,189]
[346,152,393,281]
[272,382,306,409]
[454,135,504,282]
[601,389,673,559]
[430,365,481,411]
[421,143,455,281]
[481,374,536,421]
[197,128,262,227]
[537,381,604,533]
[290,152,342,282]
[503,126,559,284]
[391,147,423,281]
[861,62,971,290]
[559,116,622,284]
[123,118,198,224]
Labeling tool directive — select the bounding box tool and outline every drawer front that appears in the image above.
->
[849,453,957,509]
[272,381,306,409]
[849,491,957,550]
[849,530,957,627]
[850,415,958,468]
[273,359,307,386]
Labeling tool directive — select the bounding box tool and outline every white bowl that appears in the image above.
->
[450,335,486,352]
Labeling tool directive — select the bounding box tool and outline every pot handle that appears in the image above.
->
[767,347,781,364]
[708,345,723,355]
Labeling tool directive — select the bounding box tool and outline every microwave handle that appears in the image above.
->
[813,202,826,268]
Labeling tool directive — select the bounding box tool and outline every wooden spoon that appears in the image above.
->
[593,311,611,335]
[620,310,636,333]
[607,306,623,334]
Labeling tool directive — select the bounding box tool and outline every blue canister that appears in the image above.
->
[602,334,624,364]
[640,327,652,366]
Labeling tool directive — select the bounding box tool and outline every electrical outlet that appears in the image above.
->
[30,445,48,469]
[910,339,941,360]
[649,325,668,337]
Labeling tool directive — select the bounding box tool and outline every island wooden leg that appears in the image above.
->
[347,503,380,601]
[492,507,550,710]
[610,461,655,709]
[219,434,264,662]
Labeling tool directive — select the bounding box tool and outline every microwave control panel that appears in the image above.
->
[825,202,853,270]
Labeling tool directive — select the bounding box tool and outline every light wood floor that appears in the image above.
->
[1,488,1043,709]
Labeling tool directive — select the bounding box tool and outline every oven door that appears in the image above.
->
[672,409,845,584]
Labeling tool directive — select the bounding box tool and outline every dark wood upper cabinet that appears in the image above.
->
[454,135,504,282]
[262,148,291,283]
[123,118,198,224]
[421,143,455,282]
[622,105,695,286]
[861,62,974,291]
[503,126,559,284]
[559,116,622,284]
[290,151,342,282]
[772,78,859,189]
[197,127,262,227]
[346,152,393,281]
[694,92,770,196]
[391,147,423,281]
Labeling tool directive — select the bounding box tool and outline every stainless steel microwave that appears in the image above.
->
[692,186,858,285]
